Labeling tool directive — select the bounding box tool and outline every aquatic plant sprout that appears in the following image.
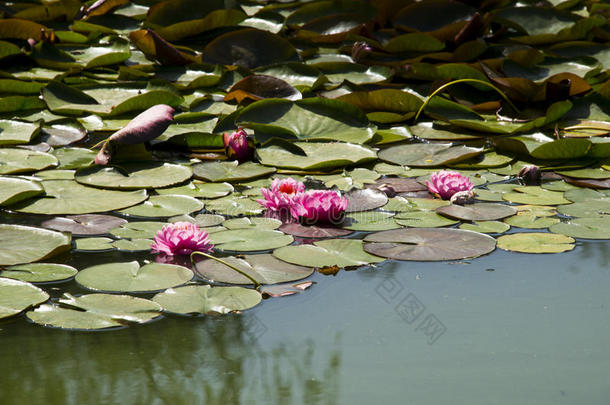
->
[151,222,213,256]
[223,128,251,162]
[426,170,474,200]
[296,190,349,225]
[257,178,307,219]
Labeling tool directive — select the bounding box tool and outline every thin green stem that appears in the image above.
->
[414,78,520,122]
[190,251,262,288]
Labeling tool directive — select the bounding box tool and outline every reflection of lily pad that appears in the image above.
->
[76,261,194,293]
[497,233,574,253]
[26,293,162,330]
[0,277,49,320]
[0,224,71,266]
[152,285,262,315]
[273,239,384,268]
[194,253,313,285]
[364,228,496,261]
[1,263,77,283]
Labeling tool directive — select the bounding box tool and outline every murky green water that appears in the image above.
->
[2,240,609,405]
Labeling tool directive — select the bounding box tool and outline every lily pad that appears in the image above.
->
[110,221,166,239]
[14,180,148,214]
[112,238,153,251]
[394,211,459,228]
[550,217,610,240]
[194,253,313,285]
[26,293,162,330]
[436,203,517,221]
[343,211,400,231]
[76,162,193,190]
[497,233,575,254]
[0,277,49,320]
[0,263,77,283]
[205,195,264,216]
[119,194,203,218]
[0,148,58,174]
[152,285,262,315]
[345,188,388,212]
[41,214,127,235]
[76,261,194,293]
[156,181,233,199]
[459,221,510,234]
[273,239,384,268]
[363,228,496,261]
[53,147,96,169]
[502,186,571,205]
[74,237,115,251]
[209,229,293,252]
[279,223,353,238]
[0,119,40,145]
[192,161,276,183]
[379,143,483,167]
[0,176,44,206]
[222,217,281,230]
[0,225,71,266]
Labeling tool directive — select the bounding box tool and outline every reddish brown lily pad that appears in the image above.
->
[436,203,516,221]
[261,281,314,298]
[363,228,496,261]
[41,214,127,235]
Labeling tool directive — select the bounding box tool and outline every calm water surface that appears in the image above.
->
[1,240,609,405]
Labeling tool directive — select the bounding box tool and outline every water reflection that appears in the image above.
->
[0,314,342,405]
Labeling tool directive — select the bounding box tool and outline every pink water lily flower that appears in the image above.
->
[296,190,349,225]
[151,222,213,256]
[224,128,252,162]
[257,178,307,219]
[426,170,474,200]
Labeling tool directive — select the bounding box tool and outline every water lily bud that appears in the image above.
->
[518,165,541,185]
[223,128,252,162]
[351,42,372,63]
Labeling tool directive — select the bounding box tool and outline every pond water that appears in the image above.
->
[2,239,609,405]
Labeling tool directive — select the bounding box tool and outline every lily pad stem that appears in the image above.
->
[190,251,262,288]
[414,78,519,122]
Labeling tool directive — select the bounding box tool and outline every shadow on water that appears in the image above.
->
[0,314,342,405]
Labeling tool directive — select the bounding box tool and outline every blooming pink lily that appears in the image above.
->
[296,190,348,225]
[426,170,474,200]
[257,178,307,219]
[151,222,213,256]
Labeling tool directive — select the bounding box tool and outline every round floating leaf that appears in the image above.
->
[119,194,203,217]
[156,181,233,199]
[0,225,71,266]
[409,122,481,141]
[41,214,127,235]
[0,148,57,174]
[194,253,313,285]
[110,221,165,239]
[550,217,610,239]
[222,217,281,230]
[74,237,115,251]
[0,278,49,320]
[193,161,276,183]
[76,261,194,293]
[502,186,570,205]
[497,233,574,253]
[344,211,400,231]
[170,214,225,228]
[256,141,377,170]
[0,176,44,206]
[76,162,193,190]
[384,197,450,212]
[0,119,40,145]
[112,238,153,251]
[279,223,353,238]
[363,228,496,261]
[26,293,162,330]
[379,143,483,167]
[345,188,388,212]
[153,285,262,315]
[368,177,427,194]
[564,188,610,203]
[555,167,610,179]
[459,221,510,234]
[261,281,314,298]
[0,263,77,283]
[205,195,263,216]
[14,180,148,214]
[210,229,293,252]
[436,203,516,221]
[225,74,301,103]
[53,147,96,169]
[395,211,458,228]
[42,120,87,146]
[273,239,384,268]
[474,183,516,202]
[504,205,560,229]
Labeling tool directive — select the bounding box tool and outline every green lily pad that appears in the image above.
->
[194,253,313,285]
[502,186,571,205]
[26,293,162,330]
[14,180,148,214]
[156,181,233,199]
[436,203,516,221]
[497,233,575,254]
[193,161,276,183]
[41,214,127,235]
[119,194,203,217]
[76,162,193,190]
[0,119,41,145]
[0,225,71,266]
[0,176,44,206]
[345,188,388,212]
[205,195,264,216]
[459,221,510,234]
[556,167,610,179]
[74,237,115,251]
[170,214,225,228]
[76,261,194,293]
[0,148,58,174]
[256,141,377,170]
[504,205,560,229]
[153,285,262,315]
[112,238,153,251]
[0,263,77,283]
[363,228,496,261]
[53,147,96,169]
[278,223,353,238]
[474,183,516,202]
[550,217,610,239]
[395,211,459,228]
[210,229,293,252]
[494,134,591,160]
[273,239,384,268]
[379,143,483,167]
[343,211,400,231]
[221,217,281,230]
[110,221,166,239]
[557,199,610,218]
[0,277,49,320]
[42,120,87,147]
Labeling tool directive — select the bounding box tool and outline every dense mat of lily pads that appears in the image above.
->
[0,0,610,330]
